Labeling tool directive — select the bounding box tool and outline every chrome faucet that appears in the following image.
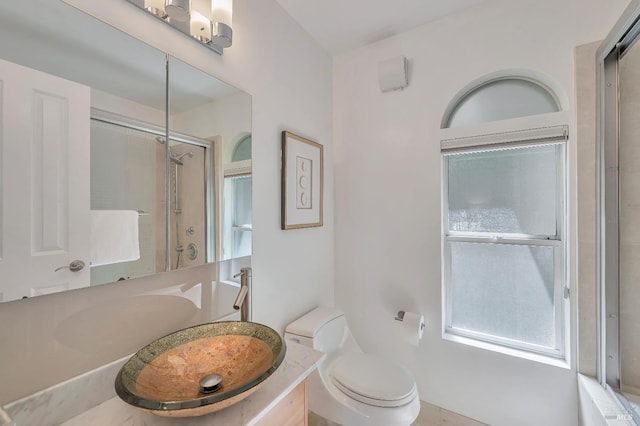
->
[233,267,251,321]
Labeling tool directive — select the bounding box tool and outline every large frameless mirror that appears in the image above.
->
[0,0,251,303]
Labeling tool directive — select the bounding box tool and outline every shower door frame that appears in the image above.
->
[597,1,640,421]
[90,108,216,270]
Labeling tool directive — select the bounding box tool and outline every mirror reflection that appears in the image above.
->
[168,56,252,261]
[0,0,251,302]
[89,121,166,285]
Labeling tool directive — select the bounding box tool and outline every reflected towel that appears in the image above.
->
[90,210,140,267]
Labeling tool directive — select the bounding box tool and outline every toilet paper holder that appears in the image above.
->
[395,310,406,321]
[395,310,425,330]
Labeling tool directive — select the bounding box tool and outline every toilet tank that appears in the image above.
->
[285,307,346,354]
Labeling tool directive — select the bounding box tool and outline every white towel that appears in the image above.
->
[90,210,140,267]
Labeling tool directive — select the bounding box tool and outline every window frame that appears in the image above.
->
[441,130,568,360]
[223,172,252,259]
[222,156,252,260]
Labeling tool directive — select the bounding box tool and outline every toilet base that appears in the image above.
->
[307,366,420,426]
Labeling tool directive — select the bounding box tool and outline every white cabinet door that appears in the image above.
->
[0,58,90,302]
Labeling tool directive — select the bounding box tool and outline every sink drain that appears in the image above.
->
[199,373,223,394]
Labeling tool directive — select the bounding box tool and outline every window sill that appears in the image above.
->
[442,331,571,370]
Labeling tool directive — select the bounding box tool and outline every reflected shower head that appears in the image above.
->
[170,151,194,165]
[156,138,194,165]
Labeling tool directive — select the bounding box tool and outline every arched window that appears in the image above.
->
[232,133,251,162]
[441,73,568,363]
[442,77,561,128]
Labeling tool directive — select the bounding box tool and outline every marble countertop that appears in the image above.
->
[60,341,323,426]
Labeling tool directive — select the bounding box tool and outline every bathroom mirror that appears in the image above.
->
[168,56,253,262]
[0,0,251,302]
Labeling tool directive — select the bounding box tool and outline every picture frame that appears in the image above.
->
[281,131,324,230]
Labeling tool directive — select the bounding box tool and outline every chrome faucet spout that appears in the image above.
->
[232,286,248,310]
[232,267,251,321]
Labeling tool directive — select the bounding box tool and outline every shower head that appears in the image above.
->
[170,151,194,165]
[157,137,184,164]
[158,139,194,165]
[175,151,194,161]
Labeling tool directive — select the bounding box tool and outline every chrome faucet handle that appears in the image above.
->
[233,267,251,279]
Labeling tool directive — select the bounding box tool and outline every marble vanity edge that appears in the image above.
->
[3,354,130,426]
[246,342,326,426]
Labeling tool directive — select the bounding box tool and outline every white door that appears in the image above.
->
[0,58,90,302]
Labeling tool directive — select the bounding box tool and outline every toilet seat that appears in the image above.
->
[330,353,417,408]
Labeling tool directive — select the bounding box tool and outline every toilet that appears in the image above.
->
[285,307,420,426]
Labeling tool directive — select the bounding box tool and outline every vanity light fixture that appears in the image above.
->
[210,0,233,48]
[144,0,167,18]
[165,0,190,21]
[127,0,233,55]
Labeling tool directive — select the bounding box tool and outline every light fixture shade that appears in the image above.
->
[145,0,166,16]
[165,0,190,22]
[146,0,165,10]
[190,10,212,42]
[127,0,227,54]
[210,0,232,48]
[211,0,232,27]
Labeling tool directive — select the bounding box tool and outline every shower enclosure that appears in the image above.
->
[599,5,640,422]
[90,113,210,285]
[164,139,206,270]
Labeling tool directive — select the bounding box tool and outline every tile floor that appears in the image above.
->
[308,401,486,426]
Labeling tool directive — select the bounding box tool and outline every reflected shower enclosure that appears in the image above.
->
[165,139,206,270]
[90,119,208,285]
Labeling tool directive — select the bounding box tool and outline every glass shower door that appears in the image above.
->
[617,37,640,418]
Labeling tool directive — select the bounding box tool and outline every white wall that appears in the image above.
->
[0,0,333,405]
[333,0,628,425]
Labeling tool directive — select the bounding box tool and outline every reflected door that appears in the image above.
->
[0,59,90,301]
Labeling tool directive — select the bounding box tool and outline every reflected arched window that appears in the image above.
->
[232,134,251,162]
[443,77,561,128]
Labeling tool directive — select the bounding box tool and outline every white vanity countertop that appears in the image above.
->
[60,342,323,426]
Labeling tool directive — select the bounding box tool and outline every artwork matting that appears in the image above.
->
[281,131,324,230]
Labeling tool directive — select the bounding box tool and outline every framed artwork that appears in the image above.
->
[281,131,324,230]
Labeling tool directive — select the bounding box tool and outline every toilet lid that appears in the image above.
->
[330,353,417,408]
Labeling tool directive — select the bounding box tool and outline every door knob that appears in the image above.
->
[54,260,85,272]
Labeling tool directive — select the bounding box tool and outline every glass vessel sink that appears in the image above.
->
[115,321,286,417]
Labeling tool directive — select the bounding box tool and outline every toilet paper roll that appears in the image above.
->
[401,312,425,347]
